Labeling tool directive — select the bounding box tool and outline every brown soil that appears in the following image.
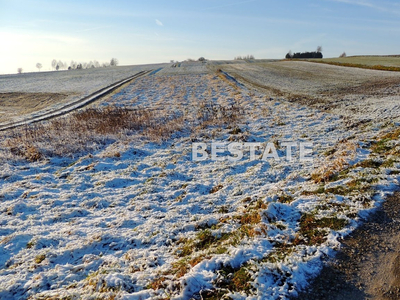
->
[292,191,400,300]
[0,92,70,123]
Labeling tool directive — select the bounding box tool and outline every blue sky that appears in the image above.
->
[1,0,400,74]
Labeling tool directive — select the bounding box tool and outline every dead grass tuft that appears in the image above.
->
[3,90,243,161]
[3,106,185,159]
[312,140,357,183]
[210,184,224,194]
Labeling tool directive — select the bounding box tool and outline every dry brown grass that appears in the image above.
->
[311,140,357,183]
[194,98,243,129]
[3,95,243,160]
[1,72,244,161]
[308,59,400,72]
[3,106,183,159]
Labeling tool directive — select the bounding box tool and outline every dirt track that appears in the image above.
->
[292,191,400,300]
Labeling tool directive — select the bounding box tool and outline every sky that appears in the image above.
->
[1,0,400,74]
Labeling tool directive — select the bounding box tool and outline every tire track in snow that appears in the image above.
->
[0,69,155,131]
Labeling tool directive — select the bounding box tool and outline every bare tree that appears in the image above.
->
[110,58,119,66]
[17,68,23,74]
[316,46,323,53]
[57,60,64,70]
[36,63,42,72]
[235,54,255,60]
[70,60,77,69]
[51,59,57,70]
[339,52,347,58]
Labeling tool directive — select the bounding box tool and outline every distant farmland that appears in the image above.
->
[309,55,400,71]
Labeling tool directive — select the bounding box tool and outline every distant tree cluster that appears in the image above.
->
[234,55,255,60]
[50,58,119,71]
[110,58,118,67]
[183,57,207,62]
[285,46,323,59]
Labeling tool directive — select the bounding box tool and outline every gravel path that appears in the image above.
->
[292,191,400,300]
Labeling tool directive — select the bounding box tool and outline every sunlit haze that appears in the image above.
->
[1,0,400,74]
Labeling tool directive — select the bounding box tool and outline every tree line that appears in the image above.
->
[234,55,255,60]
[286,46,323,59]
[49,58,119,71]
[16,58,119,74]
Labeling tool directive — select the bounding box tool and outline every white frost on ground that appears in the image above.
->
[0,64,168,126]
[1,68,400,299]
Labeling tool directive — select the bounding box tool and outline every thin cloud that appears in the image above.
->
[155,19,163,26]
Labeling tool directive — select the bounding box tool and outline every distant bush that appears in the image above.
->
[198,57,206,62]
[339,52,347,58]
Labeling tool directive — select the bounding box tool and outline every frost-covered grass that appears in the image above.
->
[1,74,242,160]
[0,64,167,94]
[0,63,167,124]
[1,71,400,299]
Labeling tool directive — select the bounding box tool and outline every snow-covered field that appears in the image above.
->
[1,61,400,299]
[0,64,168,94]
[0,63,167,124]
